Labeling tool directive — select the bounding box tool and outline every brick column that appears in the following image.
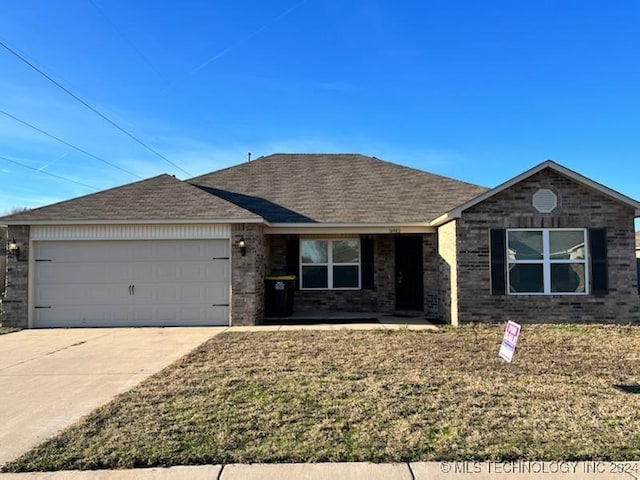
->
[230,224,266,325]
[375,235,395,313]
[2,226,29,328]
[423,233,440,319]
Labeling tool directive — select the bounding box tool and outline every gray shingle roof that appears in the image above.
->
[189,153,488,223]
[1,174,260,223]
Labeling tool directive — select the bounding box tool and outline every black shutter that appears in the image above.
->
[589,228,608,295]
[361,238,375,290]
[490,229,506,295]
[636,259,640,295]
[285,238,300,289]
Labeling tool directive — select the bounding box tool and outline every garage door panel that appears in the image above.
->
[35,305,128,327]
[204,262,229,279]
[180,285,216,303]
[36,262,132,285]
[129,261,229,283]
[35,284,128,305]
[33,240,230,327]
[36,242,125,263]
[131,263,155,282]
[132,308,153,323]
[35,305,228,327]
[129,284,227,304]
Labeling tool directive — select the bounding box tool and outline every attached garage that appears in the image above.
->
[0,173,267,329]
[29,224,234,328]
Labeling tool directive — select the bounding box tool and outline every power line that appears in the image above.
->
[0,109,142,179]
[88,0,167,82]
[0,154,99,190]
[0,38,192,176]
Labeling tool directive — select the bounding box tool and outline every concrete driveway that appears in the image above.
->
[0,327,222,466]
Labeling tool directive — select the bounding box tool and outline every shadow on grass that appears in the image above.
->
[614,384,640,394]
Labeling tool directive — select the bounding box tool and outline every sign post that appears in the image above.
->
[499,320,521,363]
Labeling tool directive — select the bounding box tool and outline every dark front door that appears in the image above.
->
[395,236,424,310]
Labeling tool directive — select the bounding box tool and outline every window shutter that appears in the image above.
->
[589,228,608,295]
[285,238,300,290]
[490,229,506,295]
[361,238,375,290]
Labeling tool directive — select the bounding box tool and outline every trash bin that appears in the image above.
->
[264,275,296,317]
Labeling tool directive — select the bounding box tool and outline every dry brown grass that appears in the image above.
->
[5,324,640,471]
[0,327,20,335]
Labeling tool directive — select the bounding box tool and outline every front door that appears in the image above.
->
[395,236,424,311]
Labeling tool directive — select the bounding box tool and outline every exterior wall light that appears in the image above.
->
[238,236,247,256]
[8,238,20,259]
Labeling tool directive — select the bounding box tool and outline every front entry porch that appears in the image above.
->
[263,309,435,326]
[262,233,440,324]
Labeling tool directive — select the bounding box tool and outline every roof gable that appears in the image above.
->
[431,160,640,226]
[1,174,261,224]
[189,153,488,224]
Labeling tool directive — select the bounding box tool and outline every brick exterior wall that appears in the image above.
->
[266,235,379,313]
[231,224,266,325]
[422,234,439,319]
[374,235,395,313]
[2,226,29,328]
[450,169,640,324]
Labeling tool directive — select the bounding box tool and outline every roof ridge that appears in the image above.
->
[190,153,487,190]
[266,152,368,156]
[188,153,371,182]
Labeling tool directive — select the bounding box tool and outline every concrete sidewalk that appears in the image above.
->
[2,462,638,479]
[226,321,439,332]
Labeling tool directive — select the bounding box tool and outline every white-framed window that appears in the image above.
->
[300,239,360,289]
[507,228,589,295]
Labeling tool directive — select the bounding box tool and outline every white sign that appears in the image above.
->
[499,320,521,363]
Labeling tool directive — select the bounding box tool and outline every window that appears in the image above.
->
[507,229,588,295]
[300,239,360,289]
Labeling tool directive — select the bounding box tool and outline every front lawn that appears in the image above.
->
[5,324,640,471]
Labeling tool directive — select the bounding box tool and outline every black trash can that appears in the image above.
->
[264,275,296,317]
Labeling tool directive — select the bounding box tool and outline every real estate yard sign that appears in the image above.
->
[499,320,521,363]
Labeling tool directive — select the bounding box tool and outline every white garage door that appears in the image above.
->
[33,240,230,327]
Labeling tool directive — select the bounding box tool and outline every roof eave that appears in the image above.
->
[265,222,436,234]
[429,213,459,227]
[0,218,266,226]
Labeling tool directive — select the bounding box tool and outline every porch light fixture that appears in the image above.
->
[238,236,247,256]
[8,238,19,259]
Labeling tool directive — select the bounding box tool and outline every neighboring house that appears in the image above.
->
[637,231,640,294]
[0,226,6,297]
[1,154,639,328]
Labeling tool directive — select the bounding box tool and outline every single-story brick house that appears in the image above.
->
[636,231,640,292]
[2,154,639,328]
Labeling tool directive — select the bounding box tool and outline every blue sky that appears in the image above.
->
[1,1,639,228]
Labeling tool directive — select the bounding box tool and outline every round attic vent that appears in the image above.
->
[532,188,557,213]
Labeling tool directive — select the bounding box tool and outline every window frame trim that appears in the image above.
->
[299,238,361,290]
[506,228,590,296]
